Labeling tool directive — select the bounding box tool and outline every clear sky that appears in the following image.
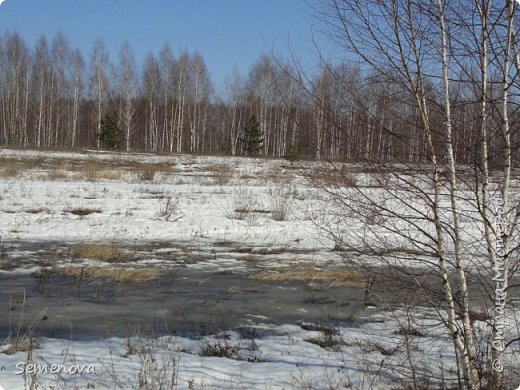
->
[0,0,318,93]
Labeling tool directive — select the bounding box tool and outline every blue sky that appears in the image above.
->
[0,0,318,92]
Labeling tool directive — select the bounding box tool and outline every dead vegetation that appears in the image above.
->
[156,196,178,221]
[45,168,69,180]
[307,166,358,187]
[0,158,35,177]
[155,249,204,265]
[204,163,235,185]
[225,187,261,220]
[68,243,126,262]
[24,207,51,214]
[253,265,364,288]
[0,156,179,182]
[0,167,20,178]
[73,160,175,182]
[345,339,400,357]
[240,254,263,263]
[2,336,41,355]
[0,237,12,260]
[66,207,102,216]
[270,187,293,221]
[55,265,162,283]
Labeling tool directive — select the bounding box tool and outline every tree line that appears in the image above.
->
[1,31,519,164]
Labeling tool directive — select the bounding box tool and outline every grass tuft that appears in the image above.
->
[253,265,364,288]
[69,244,125,262]
[3,336,41,355]
[56,265,162,283]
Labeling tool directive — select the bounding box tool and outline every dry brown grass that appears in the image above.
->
[79,161,125,181]
[241,254,262,263]
[0,157,178,182]
[46,169,69,180]
[46,159,171,182]
[204,163,234,185]
[129,162,176,182]
[3,336,41,355]
[136,168,156,181]
[253,265,364,288]
[0,159,27,178]
[56,265,162,283]
[0,167,19,178]
[69,244,125,262]
[308,166,357,187]
[73,168,122,181]
[0,157,45,173]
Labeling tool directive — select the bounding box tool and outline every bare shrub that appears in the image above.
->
[364,203,387,226]
[82,161,100,182]
[117,336,179,389]
[225,187,259,221]
[301,322,345,351]
[1,291,45,372]
[135,168,156,182]
[156,196,178,221]
[270,187,294,221]
[200,332,240,359]
[137,343,179,390]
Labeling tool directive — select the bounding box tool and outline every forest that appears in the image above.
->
[1,30,519,164]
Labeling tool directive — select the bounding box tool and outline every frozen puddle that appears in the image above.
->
[0,241,365,340]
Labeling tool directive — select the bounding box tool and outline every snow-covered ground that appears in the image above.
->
[0,149,518,389]
[0,310,460,389]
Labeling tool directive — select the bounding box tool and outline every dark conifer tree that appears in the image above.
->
[98,112,123,150]
[240,114,263,155]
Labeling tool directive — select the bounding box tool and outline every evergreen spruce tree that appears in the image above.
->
[240,114,263,155]
[98,112,123,150]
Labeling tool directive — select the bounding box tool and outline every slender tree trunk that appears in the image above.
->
[437,1,479,387]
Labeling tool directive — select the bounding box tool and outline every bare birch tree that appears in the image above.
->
[143,53,160,151]
[89,39,111,149]
[307,0,520,388]
[70,49,84,148]
[117,41,137,152]
[224,69,245,156]
[159,44,176,153]
[187,52,212,153]
[31,36,50,148]
[1,33,30,146]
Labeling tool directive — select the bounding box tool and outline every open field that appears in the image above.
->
[0,148,518,389]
